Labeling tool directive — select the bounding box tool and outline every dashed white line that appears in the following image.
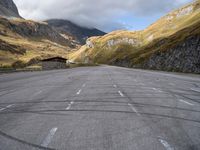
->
[179,99,194,106]
[33,90,43,96]
[0,108,6,112]
[76,89,82,95]
[152,88,163,93]
[41,127,58,147]
[158,138,174,150]
[0,104,14,112]
[191,88,200,93]
[118,91,124,97]
[66,101,74,110]
[128,103,140,116]
[66,104,71,110]
[0,90,9,96]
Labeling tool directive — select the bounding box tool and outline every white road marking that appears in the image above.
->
[0,90,9,96]
[66,104,71,110]
[33,90,43,96]
[76,89,82,95]
[113,85,117,88]
[128,103,140,116]
[82,84,86,87]
[179,99,194,106]
[41,127,58,147]
[0,104,14,112]
[158,138,174,150]
[152,88,163,92]
[66,101,74,110]
[191,88,200,93]
[0,108,6,112]
[118,91,124,97]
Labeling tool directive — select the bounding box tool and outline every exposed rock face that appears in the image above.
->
[0,0,21,18]
[165,5,194,22]
[46,19,106,44]
[176,6,193,18]
[107,38,139,47]
[136,35,200,73]
[86,40,94,48]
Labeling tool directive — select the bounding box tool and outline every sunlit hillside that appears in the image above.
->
[0,17,78,67]
[71,0,200,72]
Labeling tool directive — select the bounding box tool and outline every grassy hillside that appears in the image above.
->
[0,17,79,68]
[70,0,200,65]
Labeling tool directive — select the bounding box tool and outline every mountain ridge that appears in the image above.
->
[0,0,21,18]
[0,16,77,67]
[0,0,105,67]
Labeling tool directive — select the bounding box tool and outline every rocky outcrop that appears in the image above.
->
[107,38,140,47]
[136,35,200,73]
[0,0,21,18]
[86,40,94,48]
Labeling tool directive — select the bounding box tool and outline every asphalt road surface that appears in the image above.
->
[0,65,200,150]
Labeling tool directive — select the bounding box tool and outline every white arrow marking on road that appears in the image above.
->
[158,138,174,150]
[118,91,124,97]
[41,127,58,147]
[179,99,194,106]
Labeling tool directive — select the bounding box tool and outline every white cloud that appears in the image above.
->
[13,0,192,31]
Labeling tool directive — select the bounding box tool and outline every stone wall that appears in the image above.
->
[42,61,67,70]
[136,35,200,73]
[112,35,200,73]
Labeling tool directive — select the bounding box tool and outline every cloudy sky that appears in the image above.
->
[13,0,193,32]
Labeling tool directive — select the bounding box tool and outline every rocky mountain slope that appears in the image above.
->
[0,17,78,67]
[0,0,21,18]
[0,0,82,67]
[71,0,200,73]
[46,19,106,44]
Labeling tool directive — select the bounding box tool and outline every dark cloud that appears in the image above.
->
[13,0,192,31]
